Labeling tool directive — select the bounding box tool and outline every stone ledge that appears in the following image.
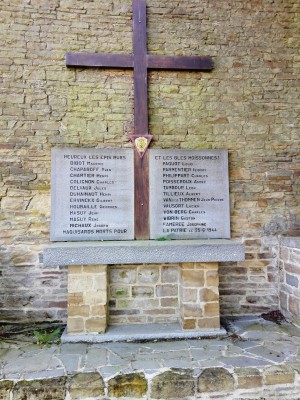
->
[43,239,244,266]
[61,323,227,343]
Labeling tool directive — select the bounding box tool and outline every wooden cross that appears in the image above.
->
[66,0,213,240]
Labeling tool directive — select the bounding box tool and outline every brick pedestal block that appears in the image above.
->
[66,262,221,334]
[67,265,108,334]
[180,262,220,330]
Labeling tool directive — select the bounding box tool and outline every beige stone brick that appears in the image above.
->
[204,302,220,318]
[90,305,107,317]
[161,265,179,283]
[67,318,84,334]
[83,290,107,305]
[137,266,159,284]
[132,286,154,298]
[181,263,195,270]
[68,265,82,275]
[68,275,93,293]
[110,285,130,298]
[182,319,196,330]
[83,265,107,274]
[205,270,219,287]
[183,304,203,318]
[182,288,198,303]
[108,373,147,398]
[181,270,204,287]
[199,288,219,302]
[93,275,107,291]
[68,305,90,318]
[160,298,178,308]
[197,317,220,330]
[289,295,300,315]
[235,368,262,389]
[85,317,106,333]
[156,284,178,297]
[110,267,137,284]
[264,365,295,385]
[68,293,83,306]
[196,262,218,271]
[69,373,105,399]
[198,368,234,393]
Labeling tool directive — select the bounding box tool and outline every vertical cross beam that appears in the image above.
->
[132,0,150,239]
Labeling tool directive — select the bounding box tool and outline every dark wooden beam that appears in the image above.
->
[66,52,134,68]
[134,152,150,240]
[133,0,148,135]
[132,0,150,239]
[147,55,213,71]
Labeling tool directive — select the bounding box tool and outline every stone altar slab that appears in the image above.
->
[149,149,230,239]
[51,148,134,241]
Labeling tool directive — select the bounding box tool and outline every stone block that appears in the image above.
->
[197,317,220,330]
[69,373,104,399]
[182,288,197,302]
[181,270,204,287]
[199,288,219,302]
[68,266,82,274]
[68,305,90,317]
[110,267,137,284]
[286,273,299,288]
[183,304,203,318]
[68,293,83,306]
[263,365,295,385]
[204,302,220,317]
[151,370,195,399]
[85,317,106,333]
[205,270,219,287]
[132,286,154,298]
[198,368,234,393]
[90,305,107,317]
[137,266,159,283]
[93,275,107,291]
[160,297,178,308]
[181,319,196,330]
[108,373,147,398]
[110,285,130,298]
[162,265,179,283]
[83,265,107,274]
[83,290,106,305]
[68,275,93,293]
[13,378,66,400]
[289,295,300,315]
[234,367,262,389]
[0,381,13,400]
[67,318,84,334]
[156,284,178,297]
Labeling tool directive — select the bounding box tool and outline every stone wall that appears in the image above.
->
[66,262,220,334]
[109,264,180,325]
[0,0,299,322]
[279,237,300,326]
[1,364,300,400]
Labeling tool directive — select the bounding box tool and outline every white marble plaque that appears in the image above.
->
[149,149,230,239]
[51,148,134,241]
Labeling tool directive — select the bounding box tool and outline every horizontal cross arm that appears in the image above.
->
[147,55,213,71]
[66,52,134,69]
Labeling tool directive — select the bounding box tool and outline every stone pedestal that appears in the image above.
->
[180,262,220,330]
[43,240,244,338]
[67,265,108,334]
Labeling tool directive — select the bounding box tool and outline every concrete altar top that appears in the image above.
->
[43,239,244,266]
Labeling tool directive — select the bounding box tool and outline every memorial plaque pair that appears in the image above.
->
[51,148,230,241]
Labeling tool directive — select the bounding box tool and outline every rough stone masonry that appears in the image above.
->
[0,0,299,323]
